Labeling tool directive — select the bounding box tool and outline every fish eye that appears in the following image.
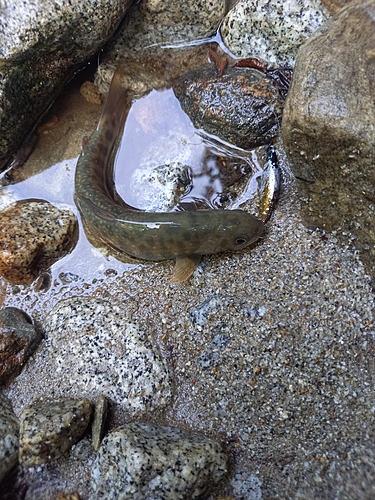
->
[235,237,248,245]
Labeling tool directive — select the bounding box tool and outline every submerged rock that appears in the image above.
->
[106,0,227,56]
[0,0,134,171]
[19,398,92,467]
[94,0,227,95]
[0,199,78,284]
[281,0,375,275]
[0,307,42,385]
[129,162,193,211]
[221,0,329,65]
[0,393,19,483]
[174,64,285,149]
[91,423,228,499]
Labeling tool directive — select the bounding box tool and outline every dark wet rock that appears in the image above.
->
[19,398,92,467]
[0,199,78,284]
[91,394,108,452]
[91,423,228,499]
[281,0,375,274]
[0,393,19,483]
[0,0,134,171]
[0,307,42,385]
[221,0,329,65]
[173,64,285,150]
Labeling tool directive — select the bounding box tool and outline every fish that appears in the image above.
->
[74,67,264,283]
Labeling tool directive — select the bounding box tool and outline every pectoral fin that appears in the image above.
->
[170,255,201,283]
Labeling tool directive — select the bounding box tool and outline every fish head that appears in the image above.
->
[196,210,264,255]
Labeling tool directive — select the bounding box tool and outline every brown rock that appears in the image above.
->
[57,492,80,500]
[174,64,285,150]
[79,81,102,105]
[0,307,42,385]
[281,0,375,274]
[0,199,78,284]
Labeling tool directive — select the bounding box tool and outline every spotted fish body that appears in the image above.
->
[74,67,264,282]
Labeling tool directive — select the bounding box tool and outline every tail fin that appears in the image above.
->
[97,67,131,139]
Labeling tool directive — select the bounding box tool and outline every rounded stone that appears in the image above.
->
[0,199,78,284]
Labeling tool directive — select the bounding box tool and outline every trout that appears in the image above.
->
[74,67,264,283]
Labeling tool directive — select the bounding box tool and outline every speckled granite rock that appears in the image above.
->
[281,0,375,275]
[0,0,134,170]
[0,199,78,284]
[221,0,329,65]
[11,297,173,413]
[0,393,19,483]
[91,423,228,499]
[174,64,284,149]
[19,398,92,467]
[0,307,42,385]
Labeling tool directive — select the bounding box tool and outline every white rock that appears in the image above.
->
[221,0,330,65]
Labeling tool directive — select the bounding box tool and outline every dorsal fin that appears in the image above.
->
[98,67,131,134]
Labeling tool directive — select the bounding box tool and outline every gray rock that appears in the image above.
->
[93,0,226,96]
[92,394,108,452]
[221,0,329,65]
[19,398,92,467]
[0,393,19,483]
[281,0,375,275]
[91,423,228,499]
[173,64,285,150]
[0,0,134,170]
[0,307,42,385]
[98,0,226,58]
[12,297,173,414]
[128,162,193,211]
[0,199,78,284]
[231,471,262,500]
